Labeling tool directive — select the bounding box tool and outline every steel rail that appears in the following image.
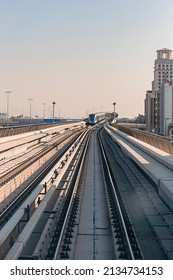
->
[97,128,135,260]
[52,131,91,259]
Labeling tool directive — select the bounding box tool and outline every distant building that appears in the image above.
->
[160,82,173,135]
[145,90,155,132]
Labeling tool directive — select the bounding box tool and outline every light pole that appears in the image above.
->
[42,103,46,118]
[28,99,33,125]
[4,91,12,126]
[113,102,116,122]
[52,101,56,123]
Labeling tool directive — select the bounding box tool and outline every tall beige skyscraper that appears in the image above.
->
[153,48,173,91]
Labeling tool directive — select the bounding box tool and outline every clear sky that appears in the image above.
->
[1,0,173,119]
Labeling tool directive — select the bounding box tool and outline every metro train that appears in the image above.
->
[87,112,106,125]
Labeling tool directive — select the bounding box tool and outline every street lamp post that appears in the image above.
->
[52,102,56,123]
[42,103,46,118]
[113,102,116,122]
[4,91,12,126]
[28,99,33,126]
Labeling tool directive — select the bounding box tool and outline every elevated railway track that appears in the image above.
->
[0,121,80,138]
[1,122,173,259]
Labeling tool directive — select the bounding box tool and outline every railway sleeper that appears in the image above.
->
[133,251,142,259]
[62,244,71,251]
[113,224,121,232]
[116,237,124,244]
[46,251,55,259]
[68,218,77,227]
[63,238,72,244]
[131,243,140,251]
[66,227,74,233]
[119,251,128,259]
[65,232,73,238]
[117,244,126,251]
[51,237,59,244]
[126,229,136,237]
[115,232,122,238]
[60,251,69,259]
[54,228,61,235]
[49,243,57,250]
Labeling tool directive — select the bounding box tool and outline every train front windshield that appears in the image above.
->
[89,114,95,121]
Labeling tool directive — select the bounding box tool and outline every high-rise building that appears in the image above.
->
[145,48,173,135]
[145,90,155,132]
[154,48,173,91]
[160,82,173,135]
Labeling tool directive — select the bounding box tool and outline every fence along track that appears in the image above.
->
[111,123,173,155]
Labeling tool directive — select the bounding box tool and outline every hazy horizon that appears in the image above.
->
[1,0,173,119]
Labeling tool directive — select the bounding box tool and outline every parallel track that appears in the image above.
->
[0,130,84,229]
[0,130,81,186]
[47,130,91,259]
[98,128,142,259]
